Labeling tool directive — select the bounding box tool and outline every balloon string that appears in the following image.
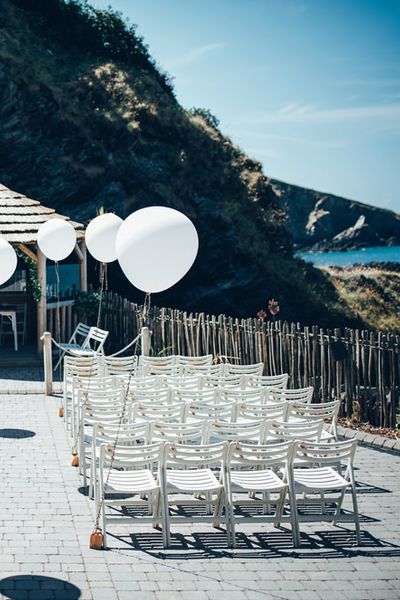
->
[55,261,62,383]
[142,292,151,328]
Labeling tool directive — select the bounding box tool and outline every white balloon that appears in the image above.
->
[116,206,199,293]
[85,213,122,263]
[37,219,76,261]
[0,237,17,286]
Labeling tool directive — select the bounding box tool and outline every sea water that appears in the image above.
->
[298,245,400,267]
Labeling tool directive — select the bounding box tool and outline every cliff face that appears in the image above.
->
[0,0,362,326]
[272,179,400,251]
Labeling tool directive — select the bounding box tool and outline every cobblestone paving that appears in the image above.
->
[0,394,399,600]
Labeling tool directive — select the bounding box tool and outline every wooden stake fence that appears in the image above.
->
[49,290,400,428]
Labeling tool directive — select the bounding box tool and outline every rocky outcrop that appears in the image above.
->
[272,179,400,251]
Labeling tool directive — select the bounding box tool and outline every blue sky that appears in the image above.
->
[92,0,400,212]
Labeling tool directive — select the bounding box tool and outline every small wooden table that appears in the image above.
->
[0,310,18,351]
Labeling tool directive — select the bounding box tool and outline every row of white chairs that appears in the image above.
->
[71,384,331,446]
[94,438,360,549]
[80,416,336,494]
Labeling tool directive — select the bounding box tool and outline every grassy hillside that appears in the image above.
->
[326,264,400,331]
[0,0,366,327]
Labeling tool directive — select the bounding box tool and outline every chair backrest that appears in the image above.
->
[139,355,176,367]
[268,386,314,404]
[82,327,109,353]
[185,364,225,376]
[64,354,101,371]
[187,400,236,422]
[221,387,266,404]
[103,355,138,376]
[176,354,213,367]
[225,362,264,376]
[172,387,219,404]
[237,401,288,422]
[126,375,167,391]
[202,373,242,388]
[134,400,188,423]
[69,322,91,345]
[245,373,289,390]
[208,420,268,444]
[164,374,203,389]
[227,440,294,470]
[163,440,229,468]
[288,399,340,435]
[100,441,164,471]
[128,388,171,404]
[293,439,357,471]
[267,418,323,443]
[146,364,184,377]
[94,420,152,446]
[151,420,209,445]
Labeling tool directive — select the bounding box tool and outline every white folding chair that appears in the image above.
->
[225,441,298,547]
[221,387,267,405]
[97,442,166,548]
[245,373,289,390]
[291,440,361,544]
[268,386,314,404]
[208,420,268,445]
[134,400,188,423]
[62,356,102,430]
[224,362,264,377]
[102,355,138,377]
[89,421,152,499]
[287,399,341,441]
[176,354,213,367]
[171,387,220,404]
[139,355,176,367]
[55,325,108,370]
[183,363,225,376]
[151,420,210,445]
[187,400,237,422]
[54,322,90,370]
[266,419,324,444]
[160,441,230,547]
[237,401,288,423]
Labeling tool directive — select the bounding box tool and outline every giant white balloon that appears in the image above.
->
[37,219,76,261]
[0,237,17,286]
[116,206,199,293]
[85,213,122,263]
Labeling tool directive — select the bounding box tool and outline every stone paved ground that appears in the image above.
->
[0,393,399,600]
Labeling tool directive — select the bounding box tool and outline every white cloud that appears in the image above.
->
[240,103,400,124]
[171,43,226,68]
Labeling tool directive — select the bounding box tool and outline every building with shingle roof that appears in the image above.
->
[0,183,87,352]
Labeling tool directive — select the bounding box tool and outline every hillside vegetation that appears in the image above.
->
[0,0,375,327]
[326,264,400,331]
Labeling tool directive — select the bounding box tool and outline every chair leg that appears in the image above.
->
[351,483,361,545]
[332,489,346,525]
[274,488,286,527]
[288,477,300,548]
[101,500,107,549]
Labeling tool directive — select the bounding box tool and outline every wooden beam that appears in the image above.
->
[37,248,47,353]
[18,242,37,262]
[79,239,88,292]
[74,242,83,262]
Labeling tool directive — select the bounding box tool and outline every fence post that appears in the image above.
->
[141,326,151,356]
[43,331,53,396]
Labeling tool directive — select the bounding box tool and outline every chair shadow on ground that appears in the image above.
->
[354,480,392,494]
[0,428,35,439]
[0,576,80,599]
[106,523,400,561]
